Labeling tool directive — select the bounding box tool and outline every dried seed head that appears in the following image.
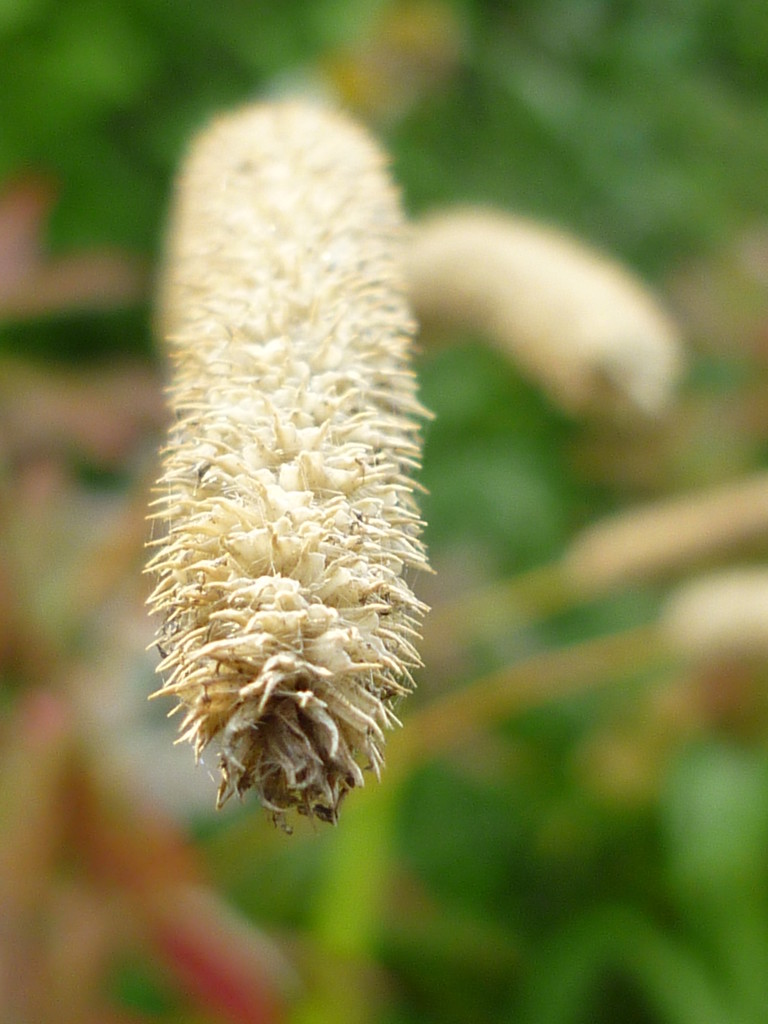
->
[663,569,768,662]
[146,101,430,826]
[405,209,683,416]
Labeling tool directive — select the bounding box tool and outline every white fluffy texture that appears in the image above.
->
[147,101,429,824]
[405,209,683,416]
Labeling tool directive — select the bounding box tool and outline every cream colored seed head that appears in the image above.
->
[405,209,683,416]
[663,568,768,662]
[147,101,430,827]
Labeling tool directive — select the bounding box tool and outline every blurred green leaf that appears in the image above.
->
[662,743,768,903]
[519,905,728,1024]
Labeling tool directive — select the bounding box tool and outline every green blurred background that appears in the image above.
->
[3,2,768,1023]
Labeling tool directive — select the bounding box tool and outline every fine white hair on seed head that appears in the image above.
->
[146,100,430,828]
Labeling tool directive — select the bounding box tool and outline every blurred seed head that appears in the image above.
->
[405,208,683,417]
[663,568,768,661]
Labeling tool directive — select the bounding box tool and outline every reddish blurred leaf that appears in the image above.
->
[0,174,148,321]
[70,770,292,1024]
[0,358,164,469]
[0,690,74,1023]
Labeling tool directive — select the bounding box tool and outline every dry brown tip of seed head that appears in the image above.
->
[146,100,430,827]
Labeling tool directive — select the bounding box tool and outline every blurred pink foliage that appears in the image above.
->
[0,174,148,321]
[0,326,292,1023]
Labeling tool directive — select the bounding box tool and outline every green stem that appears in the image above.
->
[291,782,398,1024]
[422,562,575,660]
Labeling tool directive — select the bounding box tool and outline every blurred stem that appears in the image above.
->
[422,561,575,659]
[292,782,398,1024]
[399,622,671,770]
[309,783,397,954]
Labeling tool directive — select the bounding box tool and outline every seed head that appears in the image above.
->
[146,101,429,826]
[663,569,768,662]
[405,209,682,416]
